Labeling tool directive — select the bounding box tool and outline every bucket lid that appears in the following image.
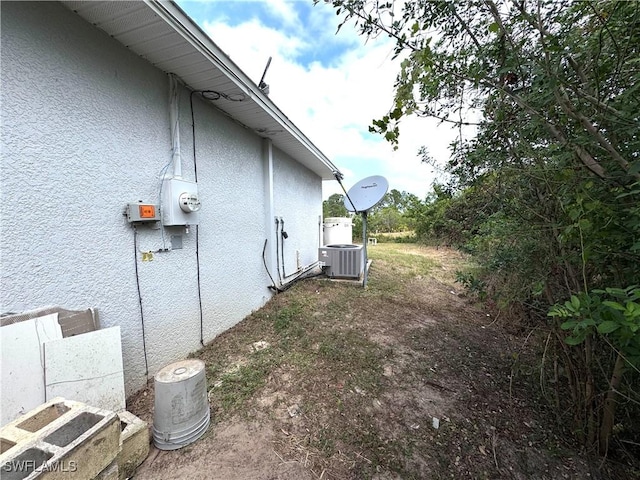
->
[154,359,205,384]
[324,217,352,224]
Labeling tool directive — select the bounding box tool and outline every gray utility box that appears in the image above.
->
[318,244,364,279]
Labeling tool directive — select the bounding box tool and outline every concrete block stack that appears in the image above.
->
[0,398,148,480]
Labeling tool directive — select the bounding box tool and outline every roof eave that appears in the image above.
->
[144,0,340,180]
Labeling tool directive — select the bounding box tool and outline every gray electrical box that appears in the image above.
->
[126,203,160,223]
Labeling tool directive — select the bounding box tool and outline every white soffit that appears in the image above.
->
[60,0,340,180]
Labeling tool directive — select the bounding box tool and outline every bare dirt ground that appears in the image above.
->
[128,245,634,479]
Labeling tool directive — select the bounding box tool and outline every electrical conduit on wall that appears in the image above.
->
[169,73,182,179]
[262,139,320,292]
[262,138,277,289]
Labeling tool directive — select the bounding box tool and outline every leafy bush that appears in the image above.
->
[328,0,640,457]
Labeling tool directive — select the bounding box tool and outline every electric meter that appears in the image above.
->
[179,192,201,213]
[162,178,200,226]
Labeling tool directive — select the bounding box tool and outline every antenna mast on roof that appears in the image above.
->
[258,56,272,95]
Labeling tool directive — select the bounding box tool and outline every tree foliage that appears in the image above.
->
[323,193,349,218]
[324,189,419,236]
[326,0,640,460]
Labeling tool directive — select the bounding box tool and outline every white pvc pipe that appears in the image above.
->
[263,138,277,287]
[169,74,182,178]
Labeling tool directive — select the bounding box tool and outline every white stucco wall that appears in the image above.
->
[273,148,323,274]
[1,1,324,395]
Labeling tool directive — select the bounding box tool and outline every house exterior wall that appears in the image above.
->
[0,1,323,394]
[273,148,323,273]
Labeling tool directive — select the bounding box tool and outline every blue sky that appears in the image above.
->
[177,0,459,199]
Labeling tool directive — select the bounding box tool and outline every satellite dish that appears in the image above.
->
[338,175,388,288]
[343,175,389,212]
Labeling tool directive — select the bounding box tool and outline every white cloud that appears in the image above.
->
[201,3,454,200]
[266,0,299,26]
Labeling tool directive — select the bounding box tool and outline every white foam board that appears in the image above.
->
[1,313,62,426]
[44,326,125,412]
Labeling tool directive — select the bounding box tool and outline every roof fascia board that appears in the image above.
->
[143,0,341,177]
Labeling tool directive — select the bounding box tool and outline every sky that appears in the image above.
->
[177,0,461,200]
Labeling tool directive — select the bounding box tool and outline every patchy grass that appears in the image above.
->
[208,348,282,414]
[368,243,437,278]
[129,244,638,480]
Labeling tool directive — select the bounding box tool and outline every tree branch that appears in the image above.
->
[567,86,636,124]
[557,86,639,180]
[414,107,481,126]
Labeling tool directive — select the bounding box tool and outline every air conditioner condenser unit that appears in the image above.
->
[318,244,364,279]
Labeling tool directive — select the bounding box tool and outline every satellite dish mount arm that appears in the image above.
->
[333,171,358,214]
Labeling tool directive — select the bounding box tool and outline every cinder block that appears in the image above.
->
[116,411,149,480]
[0,398,81,448]
[0,397,119,480]
[0,438,17,454]
[93,460,118,480]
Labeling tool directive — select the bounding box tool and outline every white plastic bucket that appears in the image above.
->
[152,359,210,450]
[323,217,353,245]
